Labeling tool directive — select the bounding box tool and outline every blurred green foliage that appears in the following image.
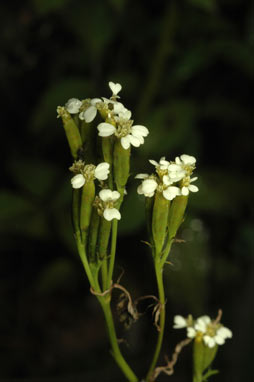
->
[0,0,253,380]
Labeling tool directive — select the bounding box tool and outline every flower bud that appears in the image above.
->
[152,190,170,256]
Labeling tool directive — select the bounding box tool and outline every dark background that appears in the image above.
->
[0,0,253,381]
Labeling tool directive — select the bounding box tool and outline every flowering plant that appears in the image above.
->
[57,81,232,382]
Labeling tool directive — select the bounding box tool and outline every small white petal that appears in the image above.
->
[188,184,199,193]
[162,175,172,186]
[203,335,216,348]
[108,81,122,95]
[197,315,211,325]
[142,179,158,195]
[97,122,116,137]
[180,154,196,165]
[137,184,144,195]
[214,334,225,345]
[181,186,189,196]
[187,327,196,338]
[111,190,121,201]
[91,98,102,106]
[173,315,187,329]
[99,189,114,202]
[129,134,142,147]
[83,105,97,123]
[163,186,180,201]
[216,327,232,339]
[71,174,85,189]
[94,162,110,180]
[65,98,82,114]
[190,176,198,182]
[104,208,121,221]
[195,317,209,333]
[131,125,149,137]
[121,136,131,149]
[135,173,149,179]
[149,159,159,167]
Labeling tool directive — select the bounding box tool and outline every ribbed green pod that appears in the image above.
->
[145,196,154,246]
[167,195,188,241]
[98,218,112,260]
[113,139,130,193]
[80,180,95,243]
[193,340,218,382]
[88,207,100,262]
[57,107,82,159]
[152,191,170,256]
[72,189,81,235]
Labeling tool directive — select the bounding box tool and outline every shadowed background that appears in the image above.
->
[0,0,253,381]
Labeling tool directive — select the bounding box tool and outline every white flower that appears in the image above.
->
[65,98,82,114]
[162,186,180,201]
[195,316,211,333]
[97,122,116,137]
[97,122,149,150]
[79,98,101,122]
[149,157,170,170]
[94,162,110,180]
[137,178,158,197]
[173,315,187,329]
[99,189,121,221]
[167,163,186,182]
[71,174,85,189]
[121,125,149,150]
[109,81,122,96]
[175,154,196,166]
[187,327,196,338]
[181,177,199,196]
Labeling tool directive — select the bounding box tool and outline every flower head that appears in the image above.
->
[97,189,121,221]
[70,161,110,189]
[173,312,232,348]
[65,98,82,114]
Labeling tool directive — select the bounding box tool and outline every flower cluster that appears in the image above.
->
[173,314,232,348]
[70,160,110,189]
[136,154,198,201]
[64,82,149,150]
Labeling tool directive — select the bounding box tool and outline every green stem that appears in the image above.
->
[99,299,138,382]
[76,231,95,289]
[146,258,166,381]
[107,218,118,289]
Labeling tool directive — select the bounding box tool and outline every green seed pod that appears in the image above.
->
[152,190,170,256]
[98,217,112,260]
[145,196,154,246]
[57,106,82,159]
[88,207,100,262]
[72,189,81,235]
[193,340,218,382]
[167,195,188,241]
[113,139,130,194]
[80,121,97,163]
[80,180,95,243]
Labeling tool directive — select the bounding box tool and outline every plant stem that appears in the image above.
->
[99,299,139,382]
[107,218,118,288]
[146,258,166,381]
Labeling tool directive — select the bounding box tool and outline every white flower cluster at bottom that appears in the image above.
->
[173,314,232,348]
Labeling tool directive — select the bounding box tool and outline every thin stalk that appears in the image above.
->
[146,258,166,381]
[107,218,118,289]
[76,232,95,289]
[99,299,138,382]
